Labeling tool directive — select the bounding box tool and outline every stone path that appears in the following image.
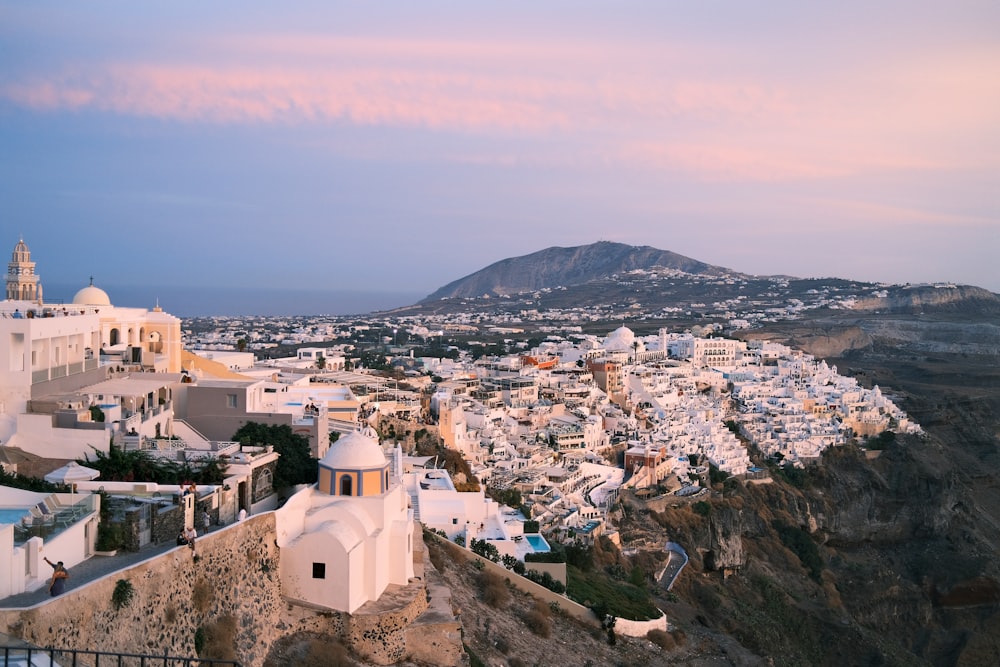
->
[0,527,218,609]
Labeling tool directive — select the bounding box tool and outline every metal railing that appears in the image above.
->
[0,645,241,666]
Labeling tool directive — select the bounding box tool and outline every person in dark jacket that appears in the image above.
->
[44,556,69,596]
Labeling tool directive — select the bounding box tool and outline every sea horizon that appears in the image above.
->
[42,283,426,318]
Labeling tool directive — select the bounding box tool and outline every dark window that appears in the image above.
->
[340,476,353,496]
[312,562,326,579]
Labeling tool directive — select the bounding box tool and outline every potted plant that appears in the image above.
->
[95,521,124,556]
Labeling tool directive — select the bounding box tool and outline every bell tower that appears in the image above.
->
[6,238,43,304]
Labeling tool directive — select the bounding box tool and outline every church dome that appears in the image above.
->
[12,239,29,259]
[603,325,638,352]
[321,428,386,470]
[72,281,111,306]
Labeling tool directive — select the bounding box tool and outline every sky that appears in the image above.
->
[1,2,998,315]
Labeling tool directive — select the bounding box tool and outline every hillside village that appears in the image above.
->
[0,238,926,664]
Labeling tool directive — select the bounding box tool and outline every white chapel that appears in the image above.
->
[275,427,415,613]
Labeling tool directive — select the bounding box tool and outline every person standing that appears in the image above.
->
[43,556,69,596]
[202,510,211,533]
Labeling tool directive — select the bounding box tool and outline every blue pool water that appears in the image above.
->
[0,508,31,524]
[525,534,550,552]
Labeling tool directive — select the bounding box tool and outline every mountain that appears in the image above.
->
[421,241,735,302]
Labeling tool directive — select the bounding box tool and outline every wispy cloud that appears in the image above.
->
[2,32,997,184]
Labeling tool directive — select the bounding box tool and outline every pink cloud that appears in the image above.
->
[2,33,996,183]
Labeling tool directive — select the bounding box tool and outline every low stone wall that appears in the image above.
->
[0,514,285,666]
[404,533,464,667]
[614,612,668,637]
[523,561,567,586]
[0,515,447,666]
[346,583,428,665]
[436,536,599,625]
[638,487,711,513]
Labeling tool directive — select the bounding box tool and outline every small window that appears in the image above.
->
[340,476,353,496]
[226,394,237,408]
[312,562,326,579]
[452,518,458,525]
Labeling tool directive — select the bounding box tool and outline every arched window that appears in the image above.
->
[384,471,389,490]
[259,468,273,491]
[109,328,120,346]
[340,476,353,496]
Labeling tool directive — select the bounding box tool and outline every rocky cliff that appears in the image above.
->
[851,285,1000,315]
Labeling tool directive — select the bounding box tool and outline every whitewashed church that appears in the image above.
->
[275,427,415,613]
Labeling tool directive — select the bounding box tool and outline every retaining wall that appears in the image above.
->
[0,515,445,666]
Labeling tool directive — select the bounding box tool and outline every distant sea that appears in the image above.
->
[43,283,426,318]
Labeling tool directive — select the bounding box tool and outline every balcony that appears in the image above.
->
[30,357,101,385]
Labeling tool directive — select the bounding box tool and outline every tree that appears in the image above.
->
[236,338,248,353]
[81,446,226,484]
[232,422,317,488]
[470,538,501,562]
[315,355,327,370]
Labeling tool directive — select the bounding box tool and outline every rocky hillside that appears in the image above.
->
[851,284,1000,316]
[421,241,734,301]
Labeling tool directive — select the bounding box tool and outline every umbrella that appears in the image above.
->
[44,461,100,492]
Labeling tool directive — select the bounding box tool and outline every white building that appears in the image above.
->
[275,428,415,614]
[0,239,184,459]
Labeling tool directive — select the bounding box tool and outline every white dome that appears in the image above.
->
[603,325,637,352]
[72,283,111,306]
[320,428,386,469]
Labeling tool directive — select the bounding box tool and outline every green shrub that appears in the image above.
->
[647,628,675,650]
[524,600,551,638]
[111,578,135,610]
[524,569,565,594]
[480,570,510,608]
[194,627,205,654]
[567,566,660,621]
[524,550,566,564]
[96,522,126,552]
[773,521,823,581]
[470,538,501,562]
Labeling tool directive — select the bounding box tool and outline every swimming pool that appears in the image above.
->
[525,534,550,553]
[0,508,31,525]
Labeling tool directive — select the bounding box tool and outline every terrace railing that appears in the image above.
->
[0,645,241,666]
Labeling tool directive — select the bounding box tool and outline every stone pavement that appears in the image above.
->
[0,527,214,609]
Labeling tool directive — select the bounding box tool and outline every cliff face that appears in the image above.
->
[421,241,733,301]
[851,285,1000,315]
[626,306,1000,666]
[741,325,873,358]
